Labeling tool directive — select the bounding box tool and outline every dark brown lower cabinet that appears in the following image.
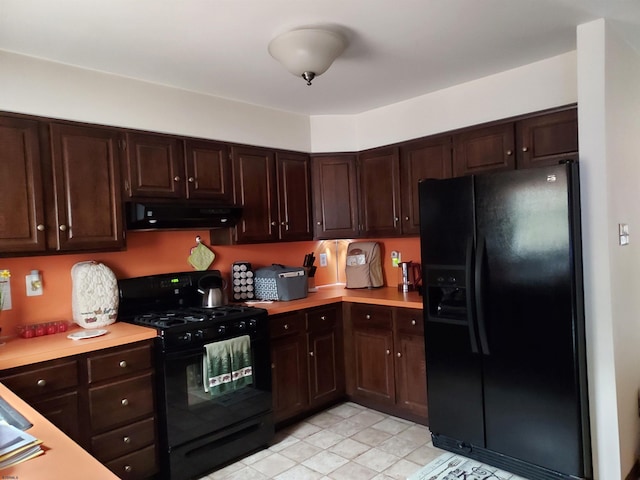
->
[346,304,428,424]
[270,305,345,424]
[0,340,157,479]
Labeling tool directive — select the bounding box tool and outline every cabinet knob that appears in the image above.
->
[36,379,46,387]
[123,436,131,444]
[121,398,129,406]
[365,314,371,320]
[386,349,391,355]
[309,351,314,357]
[271,363,275,369]
[174,176,181,182]
[36,224,45,232]
[316,221,322,225]
[119,360,127,368]
[522,146,529,152]
[397,352,402,358]
[123,465,132,473]
[59,225,67,232]
[271,221,277,226]
[506,150,513,156]
[404,216,410,221]
[320,316,326,321]
[188,177,195,183]
[281,221,287,226]
[411,319,416,326]
[284,324,289,330]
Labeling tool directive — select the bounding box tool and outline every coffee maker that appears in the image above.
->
[397,261,421,293]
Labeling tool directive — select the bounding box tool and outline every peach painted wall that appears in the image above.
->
[0,232,420,336]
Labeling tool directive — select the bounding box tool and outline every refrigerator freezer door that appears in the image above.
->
[419,175,485,447]
[474,163,589,477]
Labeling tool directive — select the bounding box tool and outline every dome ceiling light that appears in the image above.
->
[268,28,347,86]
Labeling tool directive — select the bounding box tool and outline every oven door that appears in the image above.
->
[158,333,272,449]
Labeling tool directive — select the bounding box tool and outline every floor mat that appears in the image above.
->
[408,452,528,480]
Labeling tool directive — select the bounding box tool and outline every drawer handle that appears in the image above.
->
[36,379,46,387]
[124,465,132,473]
[119,360,128,368]
[121,398,129,406]
[320,316,326,321]
[365,314,371,320]
[411,319,416,326]
[123,436,131,444]
[284,324,289,330]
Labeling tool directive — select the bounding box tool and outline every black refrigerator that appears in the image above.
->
[419,162,591,480]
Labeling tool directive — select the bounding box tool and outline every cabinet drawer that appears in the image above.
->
[350,304,392,329]
[105,444,157,480]
[307,307,337,331]
[87,343,153,384]
[395,308,424,334]
[0,359,78,399]
[91,417,156,463]
[89,373,154,432]
[270,313,304,339]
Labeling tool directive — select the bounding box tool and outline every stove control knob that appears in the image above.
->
[217,325,226,335]
[249,319,257,329]
[194,330,204,340]
[238,321,246,330]
[179,332,192,343]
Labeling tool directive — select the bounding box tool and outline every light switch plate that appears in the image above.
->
[619,223,630,246]
[319,253,328,267]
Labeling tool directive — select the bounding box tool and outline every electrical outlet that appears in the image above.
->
[319,253,328,267]
[391,251,401,267]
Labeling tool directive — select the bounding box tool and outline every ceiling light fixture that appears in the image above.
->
[268,28,347,86]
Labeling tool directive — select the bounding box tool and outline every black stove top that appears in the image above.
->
[131,305,264,330]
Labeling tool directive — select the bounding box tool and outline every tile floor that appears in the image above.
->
[198,402,445,480]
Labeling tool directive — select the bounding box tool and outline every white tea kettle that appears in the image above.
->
[197,274,228,308]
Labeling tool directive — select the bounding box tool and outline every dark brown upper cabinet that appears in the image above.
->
[122,132,184,199]
[453,122,516,176]
[516,108,578,169]
[231,146,279,243]
[276,151,313,242]
[358,146,402,237]
[183,139,233,202]
[311,154,359,239]
[399,135,453,235]
[0,115,47,254]
[48,123,124,252]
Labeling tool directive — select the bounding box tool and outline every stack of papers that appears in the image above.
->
[0,421,43,470]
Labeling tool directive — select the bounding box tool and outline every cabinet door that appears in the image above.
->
[358,146,401,237]
[123,132,185,199]
[400,136,452,235]
[311,155,359,239]
[49,123,124,251]
[0,116,46,254]
[307,307,344,408]
[352,326,395,405]
[31,391,81,444]
[394,309,428,420]
[271,334,309,423]
[516,108,578,169]
[184,139,233,202]
[453,123,515,176]
[276,152,312,241]
[232,146,278,243]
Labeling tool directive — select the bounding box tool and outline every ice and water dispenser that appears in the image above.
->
[425,267,468,321]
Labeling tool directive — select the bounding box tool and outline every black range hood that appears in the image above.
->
[126,202,242,231]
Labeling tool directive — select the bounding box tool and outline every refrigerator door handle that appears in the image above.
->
[475,235,491,355]
[465,237,479,354]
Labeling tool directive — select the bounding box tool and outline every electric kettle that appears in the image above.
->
[197,274,228,307]
[397,261,421,293]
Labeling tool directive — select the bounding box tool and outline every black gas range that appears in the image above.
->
[118,271,273,480]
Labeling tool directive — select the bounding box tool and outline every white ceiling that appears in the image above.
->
[1,0,640,116]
